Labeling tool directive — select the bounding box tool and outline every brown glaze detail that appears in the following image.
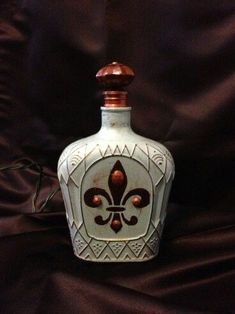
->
[111,213,122,233]
[103,91,127,107]
[84,187,112,207]
[96,62,135,107]
[92,195,102,206]
[122,188,150,208]
[84,159,151,233]
[96,62,135,90]
[95,214,112,225]
[108,161,127,205]
[111,170,125,186]
[121,213,138,226]
[132,196,142,207]
[106,206,125,212]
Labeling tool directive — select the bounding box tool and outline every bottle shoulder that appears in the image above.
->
[57,135,93,171]
[58,130,174,184]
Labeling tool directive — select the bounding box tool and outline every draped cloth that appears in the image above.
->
[0,1,235,313]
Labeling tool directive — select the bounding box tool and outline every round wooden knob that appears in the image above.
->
[96,62,135,90]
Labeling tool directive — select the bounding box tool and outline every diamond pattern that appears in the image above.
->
[146,231,159,254]
[73,232,88,255]
[109,241,126,257]
[128,239,145,257]
[70,220,161,261]
[78,224,91,243]
[90,239,107,257]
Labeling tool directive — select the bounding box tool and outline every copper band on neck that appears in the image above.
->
[103,91,128,107]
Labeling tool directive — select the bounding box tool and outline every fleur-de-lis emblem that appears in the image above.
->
[84,160,150,233]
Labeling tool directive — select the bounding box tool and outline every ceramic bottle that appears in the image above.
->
[58,62,175,262]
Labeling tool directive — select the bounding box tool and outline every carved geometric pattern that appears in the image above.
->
[72,217,162,262]
[143,222,155,242]
[68,193,163,262]
[58,141,79,168]
[69,221,78,239]
[118,245,136,260]
[139,246,153,260]
[84,253,92,260]
[78,224,92,244]
[80,246,96,260]
[72,227,161,262]
[128,239,145,257]
[132,144,149,171]
[67,144,86,174]
[76,239,85,250]
[90,239,107,258]
[152,154,164,167]
[59,141,174,184]
[164,149,174,164]
[123,253,132,261]
[109,241,126,257]
[98,246,116,261]
[104,145,112,157]
[113,145,121,155]
[59,137,174,262]
[135,143,149,156]
[103,253,112,261]
[147,145,166,173]
[103,144,136,157]
[73,232,88,255]
[85,145,103,171]
[121,145,131,157]
[146,231,159,254]
[71,153,82,167]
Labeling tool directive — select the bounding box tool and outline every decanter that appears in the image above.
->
[58,62,175,262]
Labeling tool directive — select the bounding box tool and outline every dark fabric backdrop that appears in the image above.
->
[0,1,235,313]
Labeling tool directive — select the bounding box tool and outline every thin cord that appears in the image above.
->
[37,186,61,212]
[0,158,61,212]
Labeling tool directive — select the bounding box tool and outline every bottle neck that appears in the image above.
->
[103,91,128,108]
[100,107,132,129]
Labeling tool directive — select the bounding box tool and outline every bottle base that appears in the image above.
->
[70,224,162,263]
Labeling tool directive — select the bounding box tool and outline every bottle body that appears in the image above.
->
[58,107,174,262]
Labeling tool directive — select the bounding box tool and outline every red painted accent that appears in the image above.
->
[132,196,142,207]
[111,213,123,233]
[92,195,102,206]
[111,170,125,186]
[108,160,127,205]
[111,220,122,232]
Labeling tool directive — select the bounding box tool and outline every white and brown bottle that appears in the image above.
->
[58,62,175,262]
